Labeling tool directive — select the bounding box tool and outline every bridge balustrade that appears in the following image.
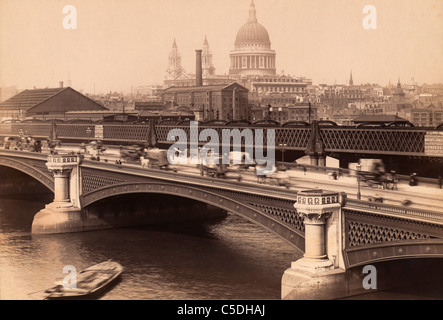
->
[346,199,443,223]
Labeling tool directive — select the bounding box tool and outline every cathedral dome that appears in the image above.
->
[235,22,270,45]
[234,0,270,46]
[229,1,276,77]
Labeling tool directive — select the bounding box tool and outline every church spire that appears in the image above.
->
[202,35,215,76]
[349,70,354,86]
[166,38,184,79]
[248,0,257,23]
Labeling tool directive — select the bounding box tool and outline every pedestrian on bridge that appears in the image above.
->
[409,173,417,186]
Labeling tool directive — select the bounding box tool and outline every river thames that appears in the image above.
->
[1,192,443,300]
[0,192,303,300]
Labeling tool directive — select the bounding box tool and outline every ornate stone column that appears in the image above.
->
[46,155,79,205]
[51,170,70,202]
[32,154,86,234]
[282,189,346,299]
[292,189,341,270]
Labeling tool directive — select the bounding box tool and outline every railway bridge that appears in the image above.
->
[2,148,443,299]
[1,119,443,176]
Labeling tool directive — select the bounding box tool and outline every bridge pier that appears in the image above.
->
[32,154,112,234]
[280,189,441,300]
[282,189,348,300]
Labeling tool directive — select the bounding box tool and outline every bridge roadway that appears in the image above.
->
[56,143,443,213]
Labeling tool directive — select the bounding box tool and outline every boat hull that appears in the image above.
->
[44,260,123,300]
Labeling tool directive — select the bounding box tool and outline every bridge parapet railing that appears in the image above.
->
[346,198,443,224]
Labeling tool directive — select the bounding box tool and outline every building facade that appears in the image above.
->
[411,108,443,127]
[161,83,249,122]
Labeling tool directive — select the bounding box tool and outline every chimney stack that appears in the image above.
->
[59,81,64,88]
[196,50,203,87]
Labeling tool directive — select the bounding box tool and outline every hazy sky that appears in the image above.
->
[1,0,442,93]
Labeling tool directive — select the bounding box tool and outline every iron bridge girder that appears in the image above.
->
[80,179,306,250]
[0,153,54,192]
[343,207,443,268]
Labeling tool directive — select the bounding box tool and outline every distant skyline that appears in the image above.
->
[1,0,442,94]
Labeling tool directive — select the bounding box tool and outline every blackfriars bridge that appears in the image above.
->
[2,148,443,299]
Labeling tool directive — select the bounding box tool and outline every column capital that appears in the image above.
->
[292,189,345,268]
[294,189,344,222]
[298,211,333,225]
[48,168,73,176]
[46,154,80,173]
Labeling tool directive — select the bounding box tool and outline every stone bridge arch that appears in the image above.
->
[80,181,305,250]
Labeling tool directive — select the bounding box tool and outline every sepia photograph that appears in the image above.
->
[1,0,443,306]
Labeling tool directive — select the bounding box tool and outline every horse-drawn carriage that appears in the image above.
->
[197,150,244,181]
[141,148,177,171]
[353,159,398,190]
[119,144,145,162]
